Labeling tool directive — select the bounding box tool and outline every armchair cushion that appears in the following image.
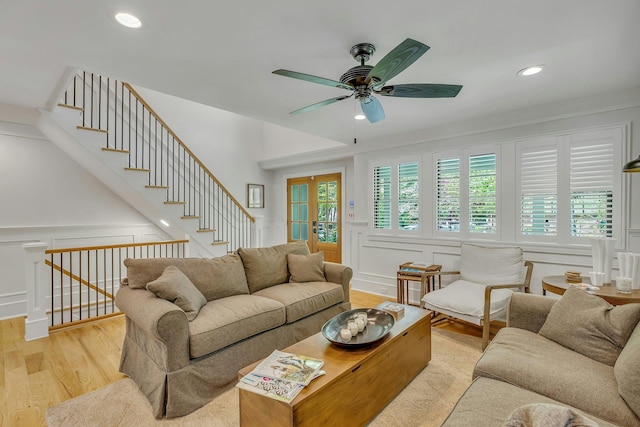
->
[460,243,523,285]
[422,279,513,322]
[287,252,326,283]
[539,287,640,366]
[146,265,207,321]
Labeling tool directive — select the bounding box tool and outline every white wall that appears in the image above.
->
[133,86,279,245]
[270,102,640,301]
[0,115,168,320]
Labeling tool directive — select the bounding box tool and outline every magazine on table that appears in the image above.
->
[236,369,325,403]
[249,349,324,386]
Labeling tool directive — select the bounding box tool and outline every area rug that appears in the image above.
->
[46,328,482,426]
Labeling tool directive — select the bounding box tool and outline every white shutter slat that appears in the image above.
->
[520,145,557,236]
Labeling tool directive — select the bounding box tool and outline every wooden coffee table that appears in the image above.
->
[238,304,432,426]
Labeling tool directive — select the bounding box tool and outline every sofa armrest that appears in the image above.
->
[506,292,557,333]
[323,262,353,303]
[116,285,190,371]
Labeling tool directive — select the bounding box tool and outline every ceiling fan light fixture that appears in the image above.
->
[115,12,142,28]
[354,114,366,120]
[518,65,544,76]
[623,155,640,173]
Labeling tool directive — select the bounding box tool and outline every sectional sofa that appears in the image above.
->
[442,289,640,426]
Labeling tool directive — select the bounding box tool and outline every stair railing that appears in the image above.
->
[45,239,188,330]
[60,71,254,251]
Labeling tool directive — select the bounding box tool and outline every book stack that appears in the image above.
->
[565,271,582,283]
[236,349,324,403]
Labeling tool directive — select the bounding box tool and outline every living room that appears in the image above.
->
[1,1,640,425]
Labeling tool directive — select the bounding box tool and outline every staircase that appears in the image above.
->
[36,71,255,257]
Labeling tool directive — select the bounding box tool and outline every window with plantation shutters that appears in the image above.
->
[398,162,419,230]
[570,137,614,238]
[520,144,558,237]
[516,125,623,244]
[436,158,460,232]
[469,154,496,233]
[373,165,392,229]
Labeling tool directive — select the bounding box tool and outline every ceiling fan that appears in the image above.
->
[273,38,462,124]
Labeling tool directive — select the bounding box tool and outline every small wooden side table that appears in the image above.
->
[397,263,442,308]
[541,275,640,305]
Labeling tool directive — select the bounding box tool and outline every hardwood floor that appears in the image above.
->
[0,290,487,426]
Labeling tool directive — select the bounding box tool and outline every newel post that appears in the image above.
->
[23,242,49,341]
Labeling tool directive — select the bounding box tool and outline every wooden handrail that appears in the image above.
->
[45,259,114,300]
[122,82,255,223]
[45,239,189,254]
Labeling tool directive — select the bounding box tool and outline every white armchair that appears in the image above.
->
[421,243,533,350]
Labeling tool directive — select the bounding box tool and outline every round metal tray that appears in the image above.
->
[321,308,395,348]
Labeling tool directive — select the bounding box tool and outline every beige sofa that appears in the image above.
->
[115,241,352,419]
[442,289,640,427]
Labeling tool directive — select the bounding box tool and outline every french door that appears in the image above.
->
[287,173,341,263]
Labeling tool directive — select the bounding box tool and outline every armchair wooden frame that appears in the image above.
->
[427,261,534,350]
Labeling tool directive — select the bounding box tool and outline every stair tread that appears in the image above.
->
[102,147,129,154]
[124,167,150,172]
[212,241,230,246]
[57,103,83,111]
[197,229,216,233]
[77,125,108,134]
[164,201,186,205]
[181,215,202,219]
[145,185,169,189]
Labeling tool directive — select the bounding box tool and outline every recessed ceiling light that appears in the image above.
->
[115,12,142,28]
[354,114,366,120]
[518,65,544,76]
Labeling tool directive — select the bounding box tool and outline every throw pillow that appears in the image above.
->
[502,403,600,427]
[538,287,640,366]
[287,252,326,283]
[146,265,207,321]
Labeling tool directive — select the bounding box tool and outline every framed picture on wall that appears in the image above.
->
[247,184,264,208]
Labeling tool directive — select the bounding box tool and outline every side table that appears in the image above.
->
[397,263,442,308]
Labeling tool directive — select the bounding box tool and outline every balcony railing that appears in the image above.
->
[44,239,188,330]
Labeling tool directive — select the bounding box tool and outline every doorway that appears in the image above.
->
[287,173,342,263]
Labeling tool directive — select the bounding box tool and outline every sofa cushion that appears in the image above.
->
[188,294,286,358]
[615,321,640,419]
[124,255,250,301]
[474,327,639,427]
[422,279,513,322]
[237,241,310,293]
[288,252,326,283]
[441,377,620,427]
[252,282,344,323]
[146,265,207,321]
[538,287,640,366]
[460,243,523,285]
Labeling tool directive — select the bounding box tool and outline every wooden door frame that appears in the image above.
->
[284,168,345,263]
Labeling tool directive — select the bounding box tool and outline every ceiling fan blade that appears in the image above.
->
[366,38,430,86]
[273,69,353,91]
[378,84,463,98]
[290,95,353,115]
[361,96,385,123]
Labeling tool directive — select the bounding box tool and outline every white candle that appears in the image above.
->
[348,319,358,335]
[340,327,352,342]
[616,277,632,294]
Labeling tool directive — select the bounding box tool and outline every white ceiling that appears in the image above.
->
[2,0,639,145]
